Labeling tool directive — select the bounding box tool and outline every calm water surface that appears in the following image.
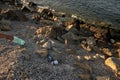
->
[31,0,120,27]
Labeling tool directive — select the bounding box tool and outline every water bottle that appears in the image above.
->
[12,36,25,45]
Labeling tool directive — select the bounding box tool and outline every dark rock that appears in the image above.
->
[0,15,2,20]
[28,1,37,8]
[21,6,31,12]
[49,26,67,40]
[0,8,1,13]
[21,1,37,12]
[39,9,54,20]
[65,18,81,31]
[2,10,28,21]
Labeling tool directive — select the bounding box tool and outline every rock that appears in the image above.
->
[21,0,37,12]
[0,8,1,13]
[117,49,120,58]
[89,26,112,43]
[102,48,113,56]
[105,57,120,72]
[81,44,91,52]
[32,13,41,21]
[0,15,2,20]
[28,1,37,8]
[62,28,80,43]
[78,74,91,80]
[2,10,28,21]
[53,12,66,17]
[114,42,120,48]
[96,76,110,80]
[0,19,12,31]
[35,26,52,37]
[0,0,15,5]
[21,6,31,12]
[65,18,81,31]
[42,40,52,49]
[49,26,66,40]
[86,37,96,46]
[84,55,92,60]
[38,8,54,20]
[74,62,91,73]
[35,49,48,57]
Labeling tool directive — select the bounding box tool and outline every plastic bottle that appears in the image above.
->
[12,36,25,45]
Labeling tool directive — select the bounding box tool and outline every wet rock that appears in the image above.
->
[54,12,66,18]
[28,1,37,8]
[65,18,81,31]
[0,19,12,31]
[95,76,110,80]
[2,10,28,21]
[105,57,120,72]
[37,8,54,20]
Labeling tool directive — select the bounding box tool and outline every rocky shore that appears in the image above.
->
[0,0,120,80]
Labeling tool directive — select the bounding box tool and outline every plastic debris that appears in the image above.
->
[12,36,25,45]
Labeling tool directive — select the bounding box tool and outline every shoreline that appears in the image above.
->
[32,0,120,29]
[0,1,120,80]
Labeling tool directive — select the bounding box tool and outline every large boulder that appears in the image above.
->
[2,10,28,21]
[105,57,120,73]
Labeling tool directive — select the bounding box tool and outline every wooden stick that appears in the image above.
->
[0,32,13,42]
